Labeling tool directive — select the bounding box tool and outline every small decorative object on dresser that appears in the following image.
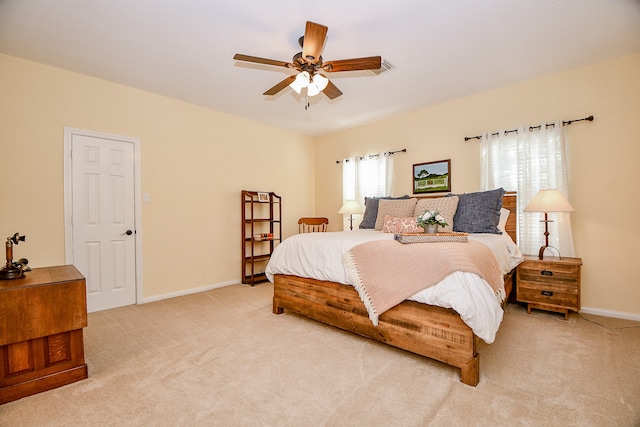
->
[0,232,31,280]
[516,255,582,320]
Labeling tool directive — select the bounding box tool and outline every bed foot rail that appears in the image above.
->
[460,353,479,386]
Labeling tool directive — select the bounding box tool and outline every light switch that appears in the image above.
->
[143,193,150,203]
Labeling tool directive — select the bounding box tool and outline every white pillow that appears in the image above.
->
[498,208,510,233]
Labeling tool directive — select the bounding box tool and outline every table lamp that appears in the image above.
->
[338,200,363,230]
[524,189,574,260]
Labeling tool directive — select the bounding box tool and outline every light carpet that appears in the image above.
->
[1,282,639,426]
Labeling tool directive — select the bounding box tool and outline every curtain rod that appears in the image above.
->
[336,148,406,164]
[464,115,594,141]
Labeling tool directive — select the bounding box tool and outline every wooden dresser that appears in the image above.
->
[0,265,88,404]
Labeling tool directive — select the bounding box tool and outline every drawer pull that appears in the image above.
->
[541,270,553,276]
[541,290,554,297]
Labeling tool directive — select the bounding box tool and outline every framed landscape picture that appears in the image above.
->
[413,159,451,194]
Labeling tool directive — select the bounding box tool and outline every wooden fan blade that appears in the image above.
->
[263,75,297,96]
[233,54,293,69]
[322,56,382,72]
[301,21,328,65]
[322,80,343,100]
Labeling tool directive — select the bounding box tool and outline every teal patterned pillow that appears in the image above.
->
[450,188,505,234]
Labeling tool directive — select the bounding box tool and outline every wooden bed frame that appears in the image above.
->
[272,192,517,386]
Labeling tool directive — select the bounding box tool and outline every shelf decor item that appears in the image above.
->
[523,189,574,260]
[416,210,448,234]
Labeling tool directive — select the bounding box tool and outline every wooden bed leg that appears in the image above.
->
[460,354,479,386]
[272,298,284,314]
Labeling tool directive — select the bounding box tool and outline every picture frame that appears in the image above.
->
[413,159,451,194]
[257,192,270,202]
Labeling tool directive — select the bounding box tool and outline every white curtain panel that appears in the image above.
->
[342,153,393,230]
[480,121,575,257]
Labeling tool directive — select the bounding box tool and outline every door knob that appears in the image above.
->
[123,230,133,236]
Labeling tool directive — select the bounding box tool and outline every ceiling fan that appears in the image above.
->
[233,21,382,100]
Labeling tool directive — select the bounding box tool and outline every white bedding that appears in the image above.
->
[265,230,523,343]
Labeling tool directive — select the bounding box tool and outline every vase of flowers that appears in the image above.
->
[416,210,448,234]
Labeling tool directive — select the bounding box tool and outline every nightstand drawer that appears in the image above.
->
[517,262,579,284]
[517,280,579,309]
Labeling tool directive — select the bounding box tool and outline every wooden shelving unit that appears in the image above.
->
[241,190,282,285]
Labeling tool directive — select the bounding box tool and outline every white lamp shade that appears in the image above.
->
[307,82,321,96]
[289,71,310,94]
[313,74,329,91]
[338,200,363,214]
[524,189,575,212]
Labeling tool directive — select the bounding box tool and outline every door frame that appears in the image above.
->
[63,127,143,306]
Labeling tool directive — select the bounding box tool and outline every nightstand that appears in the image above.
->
[516,255,582,320]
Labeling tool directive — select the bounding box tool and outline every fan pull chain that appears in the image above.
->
[305,94,310,110]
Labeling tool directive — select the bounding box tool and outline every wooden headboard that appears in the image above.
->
[502,191,517,243]
[415,191,517,243]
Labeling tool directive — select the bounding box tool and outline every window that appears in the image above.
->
[480,121,575,257]
[342,153,394,229]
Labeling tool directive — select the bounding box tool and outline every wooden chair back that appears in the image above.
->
[298,217,329,233]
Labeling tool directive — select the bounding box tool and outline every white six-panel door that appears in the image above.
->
[71,134,137,312]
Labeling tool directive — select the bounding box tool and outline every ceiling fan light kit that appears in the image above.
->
[233,21,382,101]
[289,72,329,96]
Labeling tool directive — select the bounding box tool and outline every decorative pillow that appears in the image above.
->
[359,195,410,229]
[374,198,418,231]
[413,196,459,231]
[449,188,505,234]
[381,215,422,233]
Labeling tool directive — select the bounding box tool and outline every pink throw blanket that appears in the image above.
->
[343,240,503,326]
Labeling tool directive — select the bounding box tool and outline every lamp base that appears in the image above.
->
[0,265,24,280]
[538,245,561,260]
[347,214,354,231]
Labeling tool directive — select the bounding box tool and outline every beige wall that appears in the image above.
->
[2,52,639,317]
[315,53,640,318]
[0,54,315,299]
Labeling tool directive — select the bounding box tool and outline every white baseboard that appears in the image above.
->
[142,287,640,323]
[142,279,241,304]
[580,306,640,322]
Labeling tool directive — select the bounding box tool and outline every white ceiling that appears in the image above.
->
[1,0,639,137]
